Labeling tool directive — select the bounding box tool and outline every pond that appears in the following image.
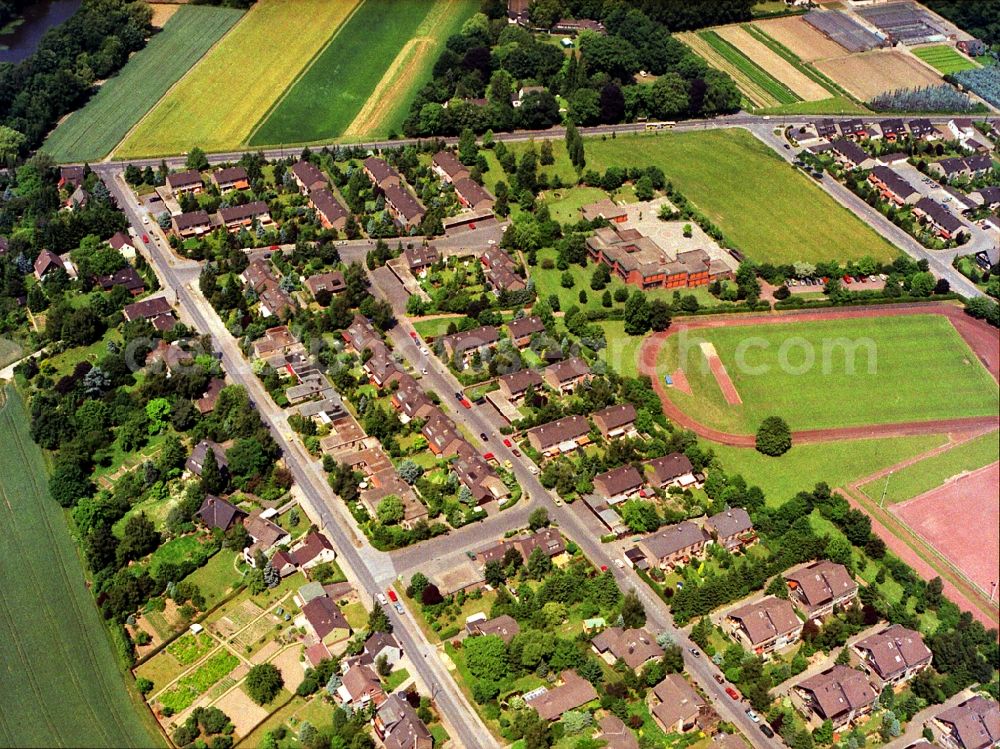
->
[0,0,82,64]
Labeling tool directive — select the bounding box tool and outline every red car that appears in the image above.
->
[387,589,398,602]
[483,452,495,461]
[503,438,512,447]
[460,398,472,409]
[270,245,279,251]
[600,565,608,572]
[726,687,741,700]
[142,234,149,243]
[409,331,417,339]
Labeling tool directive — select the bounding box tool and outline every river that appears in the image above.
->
[0,0,82,64]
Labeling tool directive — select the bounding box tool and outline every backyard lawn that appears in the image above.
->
[658,314,999,433]
[182,549,243,609]
[116,0,359,156]
[42,5,244,162]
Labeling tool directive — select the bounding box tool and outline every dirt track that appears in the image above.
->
[639,303,1000,447]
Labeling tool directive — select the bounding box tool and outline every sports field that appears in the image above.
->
[116,0,359,157]
[0,388,162,747]
[250,0,477,145]
[657,314,999,433]
[42,5,243,163]
[912,44,978,75]
[493,129,897,264]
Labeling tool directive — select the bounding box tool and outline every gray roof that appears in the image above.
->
[640,521,708,560]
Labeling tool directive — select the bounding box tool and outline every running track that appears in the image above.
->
[638,303,1000,447]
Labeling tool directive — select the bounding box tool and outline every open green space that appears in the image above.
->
[699,30,800,105]
[859,430,999,505]
[712,433,948,506]
[659,314,998,433]
[116,0,360,157]
[180,548,242,610]
[489,129,898,264]
[157,649,239,713]
[0,387,162,747]
[912,45,978,75]
[412,316,465,339]
[0,337,23,368]
[42,5,243,162]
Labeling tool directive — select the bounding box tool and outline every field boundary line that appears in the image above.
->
[244,0,367,146]
[110,5,252,161]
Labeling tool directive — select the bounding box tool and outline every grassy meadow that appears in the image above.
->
[0,387,162,747]
[116,0,358,156]
[42,5,243,162]
[658,314,998,433]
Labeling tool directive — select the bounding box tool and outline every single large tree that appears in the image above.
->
[755,416,792,456]
[244,664,283,705]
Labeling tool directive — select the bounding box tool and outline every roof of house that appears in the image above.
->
[705,508,753,539]
[592,626,664,669]
[729,596,801,646]
[854,624,932,679]
[244,511,286,548]
[646,453,694,484]
[506,315,545,340]
[486,262,525,292]
[870,166,918,198]
[785,560,857,608]
[220,200,270,224]
[581,199,626,221]
[291,160,327,189]
[936,696,1000,749]
[363,156,397,184]
[454,177,494,207]
[440,325,499,355]
[301,595,349,639]
[592,403,637,432]
[365,630,400,657]
[345,314,380,352]
[544,356,590,384]
[593,464,644,497]
[651,673,705,729]
[452,450,504,503]
[432,150,468,180]
[403,244,439,269]
[378,693,432,749]
[196,377,225,414]
[597,714,639,749]
[831,138,871,166]
[517,527,566,559]
[166,170,202,189]
[34,249,62,277]
[108,231,134,251]
[213,166,248,185]
[195,494,244,531]
[469,614,520,643]
[916,197,964,233]
[340,663,383,701]
[799,665,877,720]
[965,154,993,173]
[421,409,464,453]
[310,187,348,224]
[640,521,708,559]
[383,183,426,222]
[498,368,543,395]
[172,210,211,230]
[529,670,598,721]
[188,439,228,471]
[527,414,591,450]
[96,266,144,292]
[304,270,346,296]
[123,295,173,321]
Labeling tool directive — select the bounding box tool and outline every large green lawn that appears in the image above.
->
[659,314,998,433]
[249,0,477,145]
[488,129,898,264]
[912,45,978,75]
[43,5,244,162]
[859,429,999,505]
[0,388,162,747]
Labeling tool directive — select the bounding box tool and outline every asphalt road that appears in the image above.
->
[101,173,497,749]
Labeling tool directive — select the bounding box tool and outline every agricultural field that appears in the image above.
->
[250,0,478,145]
[42,5,244,163]
[814,49,943,101]
[0,337,22,368]
[489,129,897,264]
[912,44,979,75]
[656,314,998,433]
[859,429,999,505]
[753,15,848,62]
[116,0,359,157]
[714,25,831,101]
[0,388,162,748]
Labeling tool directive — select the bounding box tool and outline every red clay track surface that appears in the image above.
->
[703,344,743,405]
[893,461,1000,597]
[639,303,1000,447]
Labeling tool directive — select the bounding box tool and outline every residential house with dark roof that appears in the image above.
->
[59,165,85,189]
[196,378,225,415]
[542,357,591,393]
[343,314,380,355]
[95,266,145,295]
[485,261,526,294]
[929,157,971,181]
[422,410,465,456]
[374,693,432,749]
[853,625,932,686]
[107,231,137,262]
[592,403,638,439]
[592,627,663,671]
[553,17,606,34]
[123,296,176,330]
[506,315,545,347]
[304,270,346,300]
[390,374,436,423]
[597,715,639,749]
[383,183,426,230]
[915,197,968,240]
[220,200,272,232]
[363,346,404,389]
[453,447,510,505]
[345,630,403,670]
[908,119,936,140]
[431,151,469,184]
[868,166,921,205]
[171,210,212,239]
[705,508,754,551]
[636,521,709,570]
[649,674,705,734]
[785,560,858,618]
[293,531,337,569]
[830,139,875,170]
[478,528,567,566]
[527,670,599,721]
[878,118,906,141]
[933,695,1000,749]
[362,157,400,189]
[527,414,591,457]
[498,368,543,402]
[34,250,63,281]
[166,170,203,195]
[645,452,698,489]
[403,244,439,274]
[728,596,802,655]
[300,595,350,645]
[243,510,291,564]
[252,325,298,359]
[194,494,244,532]
[309,187,348,231]
[453,178,494,212]
[466,614,520,643]
[336,664,385,708]
[212,166,249,192]
[439,325,499,366]
[593,464,645,504]
[186,439,228,477]
[795,665,877,728]
[290,160,328,194]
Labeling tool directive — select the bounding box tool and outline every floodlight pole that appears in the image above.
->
[879,472,892,509]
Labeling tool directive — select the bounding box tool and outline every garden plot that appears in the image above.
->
[814,49,943,101]
[212,600,265,639]
[714,25,830,101]
[753,15,848,62]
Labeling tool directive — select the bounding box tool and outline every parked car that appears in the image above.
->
[479,432,488,441]
[454,392,463,400]
[409,331,417,339]
[387,589,397,602]
[394,602,403,614]
[460,399,472,409]
[483,452,495,461]
[529,465,539,474]
[503,438,512,447]
[512,449,521,457]
[689,648,700,657]
[760,724,775,738]
[713,673,724,684]
[746,709,760,723]
[377,593,388,605]
[614,559,625,569]
[725,687,741,700]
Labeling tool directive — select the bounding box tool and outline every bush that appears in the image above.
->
[756,416,791,456]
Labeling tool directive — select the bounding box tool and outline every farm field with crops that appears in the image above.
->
[912,44,978,75]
